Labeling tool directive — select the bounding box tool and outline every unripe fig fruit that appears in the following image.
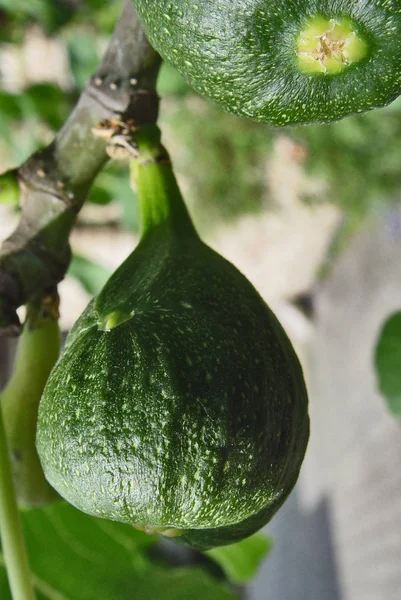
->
[132,0,401,125]
[37,126,309,549]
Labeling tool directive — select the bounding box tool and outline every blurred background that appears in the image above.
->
[0,2,400,599]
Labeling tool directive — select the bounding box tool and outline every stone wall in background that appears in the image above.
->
[252,208,401,600]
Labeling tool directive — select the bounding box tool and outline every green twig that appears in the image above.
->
[0,407,35,600]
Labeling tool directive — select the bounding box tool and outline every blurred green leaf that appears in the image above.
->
[375,311,401,421]
[0,115,13,148]
[88,167,139,231]
[0,170,19,205]
[65,29,102,91]
[157,63,192,97]
[0,93,23,120]
[0,86,72,162]
[23,84,72,130]
[0,565,8,599]
[116,184,139,233]
[68,254,111,297]
[73,0,120,33]
[0,0,119,42]
[0,503,235,600]
[0,93,23,146]
[91,3,121,32]
[205,533,272,585]
[86,184,114,206]
[0,0,75,32]
[131,567,236,600]
[87,168,126,206]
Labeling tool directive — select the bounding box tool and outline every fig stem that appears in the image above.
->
[129,125,197,239]
[0,406,36,600]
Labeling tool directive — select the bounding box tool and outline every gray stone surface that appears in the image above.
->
[249,489,341,600]
[251,209,401,600]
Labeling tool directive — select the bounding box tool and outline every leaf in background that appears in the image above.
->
[0,0,75,32]
[87,168,127,206]
[0,92,23,147]
[65,29,103,91]
[23,84,73,130]
[0,0,118,43]
[90,2,121,33]
[375,311,401,421]
[0,558,10,599]
[0,92,23,120]
[0,503,236,600]
[132,567,236,600]
[88,166,139,231]
[86,184,114,206]
[157,63,192,97]
[204,533,272,585]
[68,254,111,297]
[0,170,19,205]
[0,87,69,161]
[116,184,139,233]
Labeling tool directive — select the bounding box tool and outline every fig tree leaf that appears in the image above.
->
[0,171,19,205]
[87,168,128,206]
[66,30,101,90]
[23,84,72,130]
[0,93,22,147]
[0,93,23,120]
[86,184,113,205]
[0,503,236,600]
[68,254,111,297]
[129,568,236,600]
[204,532,272,585]
[0,0,74,31]
[0,560,9,599]
[157,63,192,97]
[89,167,139,230]
[375,311,401,420]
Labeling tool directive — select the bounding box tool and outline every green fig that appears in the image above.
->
[132,0,401,125]
[36,125,309,549]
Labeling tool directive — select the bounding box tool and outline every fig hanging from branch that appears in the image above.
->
[131,0,401,125]
[36,125,309,550]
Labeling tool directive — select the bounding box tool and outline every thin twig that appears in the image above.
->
[0,1,161,335]
[0,405,35,600]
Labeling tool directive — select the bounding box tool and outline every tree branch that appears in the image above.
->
[0,0,161,335]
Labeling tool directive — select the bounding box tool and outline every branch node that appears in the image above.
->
[0,1,161,335]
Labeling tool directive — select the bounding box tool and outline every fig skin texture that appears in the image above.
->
[132,0,401,125]
[36,127,309,549]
